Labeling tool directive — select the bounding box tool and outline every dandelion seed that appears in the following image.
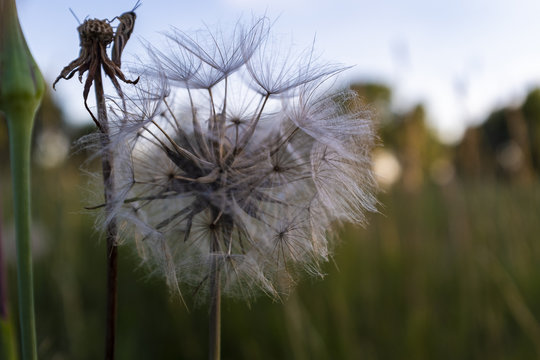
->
[101,16,377,301]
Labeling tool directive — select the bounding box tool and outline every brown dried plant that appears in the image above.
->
[52,5,141,359]
[52,15,139,131]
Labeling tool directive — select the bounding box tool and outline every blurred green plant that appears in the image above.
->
[9,165,540,359]
[0,0,45,358]
[0,318,18,360]
[1,191,18,360]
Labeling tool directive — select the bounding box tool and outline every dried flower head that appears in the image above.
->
[103,17,377,300]
[53,8,140,130]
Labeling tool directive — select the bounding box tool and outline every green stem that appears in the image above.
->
[7,108,37,360]
[0,0,44,357]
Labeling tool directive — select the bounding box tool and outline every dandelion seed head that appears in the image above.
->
[101,17,377,301]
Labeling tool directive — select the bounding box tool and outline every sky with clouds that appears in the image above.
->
[15,0,540,143]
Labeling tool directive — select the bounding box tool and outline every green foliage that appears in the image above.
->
[521,88,540,168]
[350,83,392,111]
[0,317,18,360]
[481,109,510,154]
[4,161,540,359]
[353,82,447,189]
[349,82,393,132]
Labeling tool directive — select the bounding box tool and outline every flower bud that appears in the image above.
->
[0,0,45,125]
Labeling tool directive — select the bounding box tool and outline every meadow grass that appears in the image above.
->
[3,163,540,359]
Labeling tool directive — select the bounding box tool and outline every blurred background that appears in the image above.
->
[2,0,540,359]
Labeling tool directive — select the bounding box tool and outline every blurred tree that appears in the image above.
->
[470,104,535,183]
[349,82,449,190]
[454,126,490,180]
[0,116,7,165]
[349,82,393,143]
[396,105,430,191]
[349,83,391,112]
[482,108,510,151]
[480,108,513,180]
[521,88,540,170]
[505,109,535,183]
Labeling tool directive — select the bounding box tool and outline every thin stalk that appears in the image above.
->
[7,110,37,360]
[94,68,119,360]
[209,256,221,360]
[1,0,44,357]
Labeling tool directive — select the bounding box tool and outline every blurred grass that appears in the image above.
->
[3,161,540,359]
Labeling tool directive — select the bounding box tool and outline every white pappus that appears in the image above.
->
[101,16,378,301]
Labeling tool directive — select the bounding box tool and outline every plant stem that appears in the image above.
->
[209,255,221,360]
[1,0,44,357]
[7,109,37,360]
[94,67,119,360]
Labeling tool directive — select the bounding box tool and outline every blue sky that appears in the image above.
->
[16,0,540,143]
